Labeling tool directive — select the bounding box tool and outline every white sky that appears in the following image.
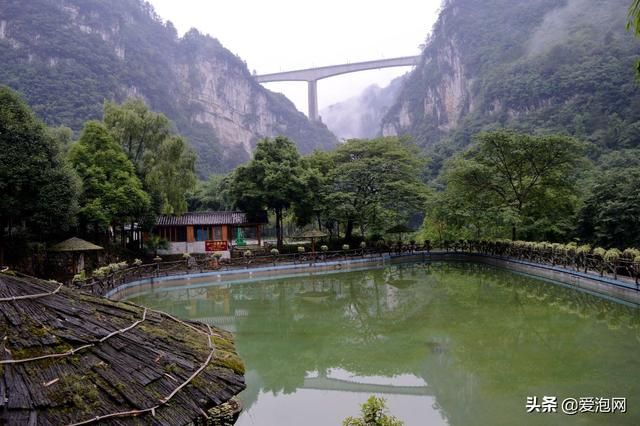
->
[146,0,442,116]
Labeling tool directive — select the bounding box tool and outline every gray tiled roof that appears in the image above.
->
[156,211,267,226]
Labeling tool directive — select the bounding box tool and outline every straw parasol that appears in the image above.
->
[0,272,246,425]
[49,237,104,275]
[300,229,328,254]
[385,224,414,242]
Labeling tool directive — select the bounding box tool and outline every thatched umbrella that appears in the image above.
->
[0,272,245,425]
[300,229,328,254]
[49,237,104,275]
[385,224,414,242]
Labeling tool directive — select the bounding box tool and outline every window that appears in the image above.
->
[213,226,223,240]
[196,225,210,241]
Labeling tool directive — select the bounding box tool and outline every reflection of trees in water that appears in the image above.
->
[127,263,640,424]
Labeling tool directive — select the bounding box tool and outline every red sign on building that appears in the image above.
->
[205,240,228,251]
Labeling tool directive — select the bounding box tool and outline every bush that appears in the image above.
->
[343,396,404,426]
[342,244,350,250]
[133,258,143,266]
[298,246,305,253]
[243,250,253,258]
[270,248,279,256]
[320,245,329,252]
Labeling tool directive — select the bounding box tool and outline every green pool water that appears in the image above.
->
[125,262,640,425]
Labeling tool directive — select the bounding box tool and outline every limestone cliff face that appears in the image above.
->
[0,0,336,176]
[381,0,640,166]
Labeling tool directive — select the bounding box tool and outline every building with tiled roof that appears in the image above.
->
[153,211,268,256]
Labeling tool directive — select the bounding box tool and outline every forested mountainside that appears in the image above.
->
[382,0,640,175]
[320,75,405,140]
[0,0,337,176]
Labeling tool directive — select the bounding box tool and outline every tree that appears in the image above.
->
[229,136,308,248]
[187,174,233,212]
[343,396,404,426]
[0,86,79,264]
[144,136,197,215]
[444,130,585,241]
[103,99,197,215]
[103,98,171,172]
[329,137,428,240]
[68,121,150,239]
[576,151,640,247]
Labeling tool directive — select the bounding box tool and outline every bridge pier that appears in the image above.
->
[307,80,318,122]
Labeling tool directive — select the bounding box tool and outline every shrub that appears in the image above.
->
[576,244,591,255]
[244,250,253,258]
[133,258,143,266]
[360,241,367,249]
[342,244,350,250]
[270,248,279,256]
[604,248,621,263]
[298,246,305,253]
[182,252,191,259]
[593,247,606,258]
[213,252,223,259]
[343,396,404,426]
[320,245,329,252]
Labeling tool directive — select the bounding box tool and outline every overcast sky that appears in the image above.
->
[146,0,442,116]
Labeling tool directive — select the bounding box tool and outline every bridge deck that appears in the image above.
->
[255,55,421,83]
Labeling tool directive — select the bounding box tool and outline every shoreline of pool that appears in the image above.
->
[107,251,640,305]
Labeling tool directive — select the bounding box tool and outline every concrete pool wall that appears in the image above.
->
[107,251,640,305]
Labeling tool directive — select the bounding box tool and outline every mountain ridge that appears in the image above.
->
[0,0,337,177]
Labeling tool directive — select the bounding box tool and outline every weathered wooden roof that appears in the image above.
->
[156,211,268,226]
[299,229,328,239]
[49,237,103,252]
[0,273,245,425]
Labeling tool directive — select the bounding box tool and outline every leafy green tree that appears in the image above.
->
[577,152,640,247]
[145,136,197,215]
[68,121,150,238]
[444,130,585,240]
[229,136,308,248]
[187,174,233,211]
[103,99,196,215]
[294,151,336,231]
[329,137,428,240]
[103,98,171,171]
[343,396,404,426]
[0,86,79,264]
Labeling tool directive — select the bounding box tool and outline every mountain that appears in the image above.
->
[320,75,405,140]
[0,0,337,177]
[382,0,640,175]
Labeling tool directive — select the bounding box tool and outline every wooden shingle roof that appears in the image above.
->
[49,237,103,252]
[156,211,268,226]
[0,273,245,425]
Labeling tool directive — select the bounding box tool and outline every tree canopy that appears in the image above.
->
[441,130,585,240]
[103,99,197,215]
[229,136,308,248]
[68,121,150,235]
[0,85,79,263]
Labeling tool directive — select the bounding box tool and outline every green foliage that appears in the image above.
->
[343,396,404,426]
[103,99,197,215]
[145,135,197,215]
[327,137,429,239]
[187,174,233,212]
[229,136,308,248]
[145,235,169,256]
[576,161,640,247]
[68,121,150,232]
[0,86,79,259]
[441,130,585,240]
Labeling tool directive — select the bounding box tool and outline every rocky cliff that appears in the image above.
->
[320,75,405,140]
[382,0,640,174]
[0,0,337,176]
